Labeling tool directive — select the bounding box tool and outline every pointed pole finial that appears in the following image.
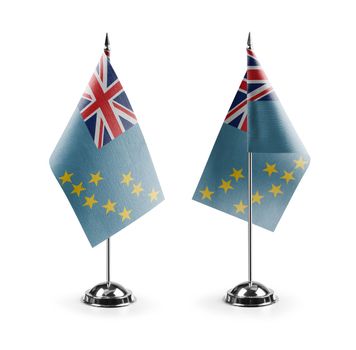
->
[104,33,110,57]
[247,32,252,50]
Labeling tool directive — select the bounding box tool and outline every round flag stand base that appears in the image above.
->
[225,281,278,307]
[82,281,135,308]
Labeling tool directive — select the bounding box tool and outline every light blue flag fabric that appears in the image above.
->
[248,101,307,154]
[193,48,309,231]
[50,53,163,247]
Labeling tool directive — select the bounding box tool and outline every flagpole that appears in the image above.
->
[106,238,111,286]
[247,32,253,286]
[248,152,252,285]
[104,34,111,288]
[224,33,277,307]
[81,33,135,307]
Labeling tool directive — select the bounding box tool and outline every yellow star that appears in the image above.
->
[269,184,283,198]
[83,194,98,208]
[234,200,248,214]
[89,171,103,186]
[263,163,278,176]
[102,199,117,214]
[71,182,86,197]
[280,170,295,184]
[132,182,144,196]
[59,171,73,185]
[252,191,264,204]
[200,186,214,200]
[148,189,160,202]
[294,157,308,170]
[230,168,245,182]
[219,179,234,193]
[121,171,134,186]
[119,207,132,222]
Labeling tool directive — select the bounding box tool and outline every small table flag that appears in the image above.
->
[193,47,310,231]
[50,52,164,247]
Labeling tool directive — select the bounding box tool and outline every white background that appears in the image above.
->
[1,0,355,348]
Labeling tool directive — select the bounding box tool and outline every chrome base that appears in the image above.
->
[82,281,135,308]
[225,281,278,307]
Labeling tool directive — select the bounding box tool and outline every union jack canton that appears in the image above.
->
[224,48,277,131]
[78,54,137,149]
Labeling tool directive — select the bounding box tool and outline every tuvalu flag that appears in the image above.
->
[193,46,309,231]
[50,48,164,247]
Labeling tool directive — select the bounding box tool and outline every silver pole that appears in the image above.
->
[248,152,253,285]
[105,35,111,288]
[247,33,253,286]
[106,238,111,286]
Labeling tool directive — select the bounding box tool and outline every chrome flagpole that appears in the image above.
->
[248,152,252,285]
[106,237,111,286]
[81,33,135,308]
[224,33,278,307]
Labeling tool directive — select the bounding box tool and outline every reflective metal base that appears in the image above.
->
[82,281,135,308]
[225,281,278,307]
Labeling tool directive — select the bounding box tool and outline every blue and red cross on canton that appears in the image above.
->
[77,54,137,149]
[224,48,277,131]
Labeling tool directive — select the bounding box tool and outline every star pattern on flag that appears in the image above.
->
[280,170,295,184]
[119,207,132,222]
[234,200,248,214]
[148,189,160,202]
[219,179,234,193]
[89,171,103,186]
[200,186,214,200]
[252,191,264,204]
[230,168,244,182]
[102,199,117,214]
[196,156,308,221]
[83,194,98,208]
[269,184,283,198]
[294,157,308,170]
[58,170,160,225]
[59,171,73,185]
[121,171,134,186]
[132,182,144,196]
[71,182,86,197]
[263,163,278,176]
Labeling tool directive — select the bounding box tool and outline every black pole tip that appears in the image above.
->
[105,33,110,50]
[247,32,252,49]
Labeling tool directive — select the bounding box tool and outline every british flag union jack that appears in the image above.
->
[77,54,137,149]
[224,48,277,131]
